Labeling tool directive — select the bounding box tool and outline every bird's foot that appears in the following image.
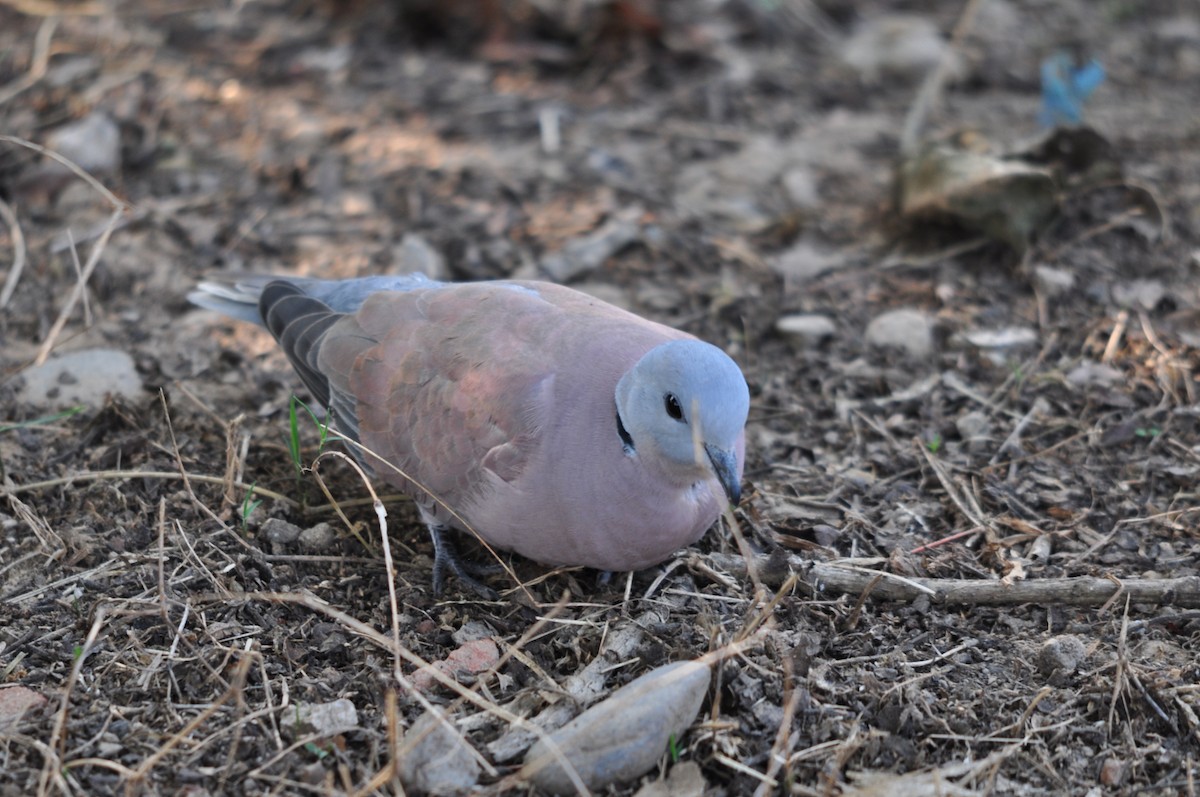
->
[429,525,501,599]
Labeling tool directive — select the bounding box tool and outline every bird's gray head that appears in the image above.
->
[615,339,750,504]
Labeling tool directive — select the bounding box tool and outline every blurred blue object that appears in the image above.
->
[1039,53,1105,127]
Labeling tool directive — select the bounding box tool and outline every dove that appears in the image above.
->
[189,273,749,594]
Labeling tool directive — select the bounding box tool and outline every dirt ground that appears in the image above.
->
[2,1,1199,795]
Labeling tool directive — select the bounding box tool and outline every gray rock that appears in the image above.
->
[399,711,481,796]
[771,241,843,284]
[298,522,338,551]
[864,309,934,359]
[781,167,819,209]
[262,518,302,545]
[955,411,992,451]
[842,14,965,83]
[46,112,121,174]
[1033,265,1075,298]
[1066,360,1124,387]
[961,327,1038,349]
[293,698,359,737]
[396,234,449,282]
[1112,279,1166,310]
[17,348,141,408]
[521,660,711,794]
[539,215,642,282]
[1036,636,1086,679]
[776,314,836,345]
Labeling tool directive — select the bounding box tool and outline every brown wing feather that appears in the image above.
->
[342,285,558,519]
[258,280,374,444]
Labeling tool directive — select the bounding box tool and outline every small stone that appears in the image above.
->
[293,698,359,737]
[452,620,497,646]
[955,411,992,450]
[781,167,819,209]
[1036,636,1086,679]
[46,112,122,174]
[813,524,842,547]
[961,327,1038,349]
[842,14,964,83]
[775,314,836,345]
[399,711,481,796]
[1033,265,1075,298]
[771,241,843,284]
[262,518,302,545]
[539,216,641,282]
[1112,279,1166,310]
[397,234,449,281]
[1099,757,1125,787]
[17,348,141,408]
[1067,361,1124,387]
[633,761,707,797]
[521,661,711,793]
[0,686,48,731]
[298,522,338,551]
[864,309,934,359]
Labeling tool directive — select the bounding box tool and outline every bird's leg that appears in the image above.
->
[428,524,501,599]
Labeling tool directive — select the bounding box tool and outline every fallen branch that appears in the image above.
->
[706,553,1200,608]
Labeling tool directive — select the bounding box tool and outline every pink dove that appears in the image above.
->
[190,274,749,594]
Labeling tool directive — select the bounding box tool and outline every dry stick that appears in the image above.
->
[332,431,526,599]
[0,469,299,508]
[34,208,121,366]
[126,653,254,792]
[64,230,92,326]
[1102,310,1130,365]
[707,552,1200,609]
[989,398,1048,467]
[221,413,246,511]
[0,15,56,106]
[751,604,801,797]
[0,135,127,210]
[917,439,995,538]
[246,590,590,796]
[40,604,109,795]
[1106,595,1133,738]
[0,197,27,309]
[172,380,248,513]
[899,0,985,155]
[157,390,264,560]
[0,0,107,15]
[272,452,520,793]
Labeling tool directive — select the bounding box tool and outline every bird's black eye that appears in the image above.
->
[664,393,684,421]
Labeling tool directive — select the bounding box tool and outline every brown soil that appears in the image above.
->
[2,1,1198,795]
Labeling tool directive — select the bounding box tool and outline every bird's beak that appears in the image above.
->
[704,444,741,506]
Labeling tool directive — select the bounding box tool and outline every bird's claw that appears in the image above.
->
[429,525,501,600]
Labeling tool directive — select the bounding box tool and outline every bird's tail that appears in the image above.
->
[187,276,282,326]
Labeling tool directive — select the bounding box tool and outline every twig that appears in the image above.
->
[34,207,121,366]
[706,553,1200,608]
[1102,310,1129,365]
[0,135,127,210]
[0,197,27,308]
[753,640,800,797]
[899,0,984,155]
[989,397,1049,466]
[1107,596,1131,732]
[0,15,56,107]
[0,468,298,508]
[0,0,107,15]
[40,605,108,793]
[917,439,995,536]
[127,653,254,789]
